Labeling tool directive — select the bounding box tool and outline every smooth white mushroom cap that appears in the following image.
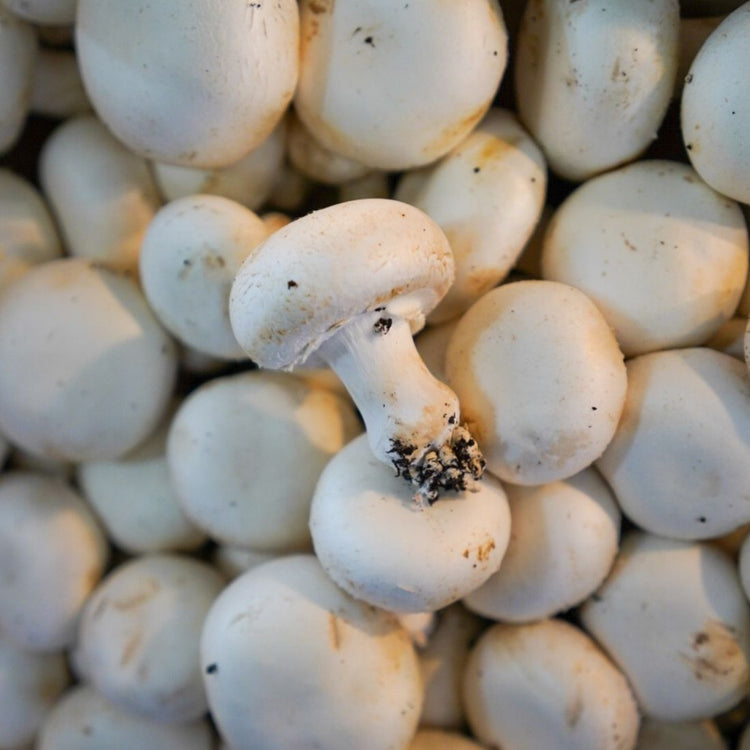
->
[201,554,423,750]
[230,198,454,369]
[74,554,225,724]
[463,619,640,750]
[39,115,162,269]
[75,0,299,168]
[675,15,725,98]
[408,730,486,750]
[168,370,361,550]
[310,434,511,613]
[0,472,108,652]
[294,0,507,171]
[580,531,750,721]
[636,718,727,750]
[0,8,36,155]
[418,604,485,731]
[2,0,75,25]
[0,625,69,750]
[36,685,215,750]
[597,348,750,540]
[151,118,286,211]
[0,258,178,461]
[446,280,627,485]
[463,467,621,623]
[0,168,62,295]
[30,48,91,119]
[76,409,206,555]
[139,194,268,359]
[515,0,679,181]
[541,160,749,357]
[681,3,750,203]
[395,108,546,324]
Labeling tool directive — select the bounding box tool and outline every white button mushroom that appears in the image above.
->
[0,7,36,155]
[29,49,91,119]
[36,685,215,750]
[201,554,423,750]
[445,280,627,486]
[230,198,486,504]
[681,3,750,203]
[515,0,679,181]
[707,316,748,361]
[309,433,511,613]
[580,531,750,722]
[75,407,207,555]
[0,625,69,750]
[463,618,640,750]
[541,160,749,357]
[1,0,75,25]
[395,108,547,324]
[74,554,225,724]
[151,118,287,212]
[596,348,750,540]
[167,369,361,551]
[0,257,178,461]
[75,0,300,168]
[636,718,727,750]
[212,546,279,580]
[0,472,108,652]
[463,467,621,623]
[139,194,268,359]
[294,0,507,170]
[39,115,162,270]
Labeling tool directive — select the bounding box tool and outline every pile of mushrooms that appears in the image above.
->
[2,0,750,748]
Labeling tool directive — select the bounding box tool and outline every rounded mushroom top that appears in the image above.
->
[229,198,454,369]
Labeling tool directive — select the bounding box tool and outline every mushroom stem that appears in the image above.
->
[316,311,485,506]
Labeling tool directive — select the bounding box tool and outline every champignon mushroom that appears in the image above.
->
[29,49,91,119]
[1,0,75,25]
[636,718,727,750]
[309,433,510,613]
[74,554,225,724]
[229,198,485,504]
[201,554,423,750]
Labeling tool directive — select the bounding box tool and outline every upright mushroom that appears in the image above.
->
[229,198,485,504]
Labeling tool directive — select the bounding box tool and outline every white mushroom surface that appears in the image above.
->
[75,0,300,168]
[294,0,508,170]
[139,194,268,359]
[36,685,215,750]
[0,258,178,461]
[39,115,162,270]
[230,198,485,504]
[463,618,640,750]
[681,3,750,203]
[446,280,627,485]
[30,48,91,119]
[541,160,749,357]
[596,348,750,540]
[636,718,727,750]
[515,0,679,181]
[0,472,108,652]
[2,0,75,25]
[167,369,361,550]
[201,554,423,750]
[310,434,511,613]
[463,467,621,623]
[395,108,547,324]
[580,531,750,722]
[74,554,225,724]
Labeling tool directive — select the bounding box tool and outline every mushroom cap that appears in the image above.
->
[541,160,749,357]
[596,348,750,540]
[463,466,621,623]
[74,554,225,724]
[681,4,750,203]
[139,194,268,359]
[636,718,727,750]
[200,554,423,750]
[445,280,627,485]
[36,685,215,750]
[0,472,109,652]
[75,0,299,168]
[309,433,511,613]
[230,198,454,369]
[580,531,750,722]
[2,0,76,25]
[463,618,640,750]
[30,48,92,119]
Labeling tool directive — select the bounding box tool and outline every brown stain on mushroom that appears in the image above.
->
[328,611,342,650]
[680,620,746,683]
[423,104,491,161]
[307,0,332,13]
[565,689,584,728]
[120,630,143,666]
[476,539,496,562]
[112,578,160,610]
